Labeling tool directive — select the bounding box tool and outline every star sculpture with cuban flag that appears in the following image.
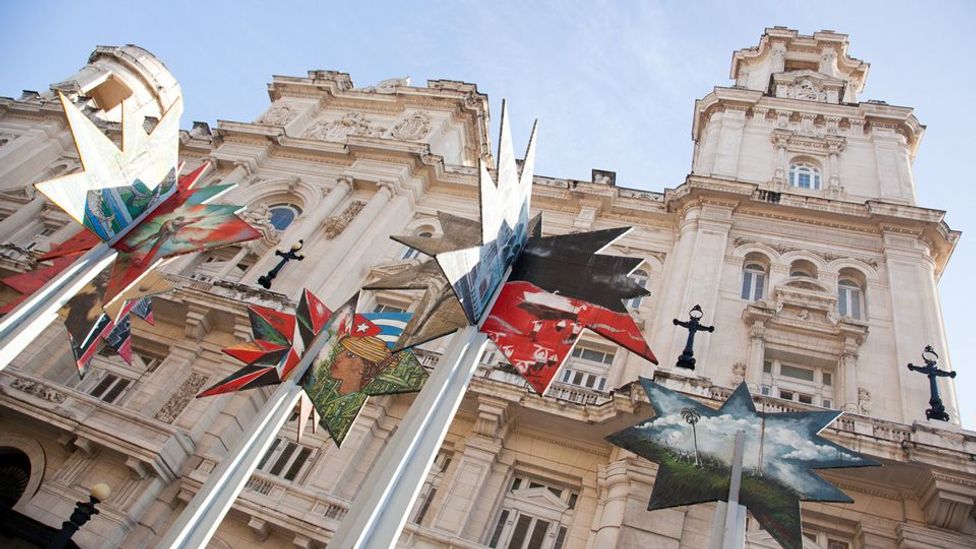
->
[26,93,261,376]
[607,378,879,549]
[369,103,657,395]
[198,290,427,447]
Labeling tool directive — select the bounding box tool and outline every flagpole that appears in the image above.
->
[327,325,487,549]
[159,316,339,548]
[0,243,117,370]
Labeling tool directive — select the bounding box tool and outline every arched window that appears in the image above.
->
[626,269,649,308]
[741,263,767,301]
[402,231,432,260]
[838,278,865,320]
[268,203,302,231]
[789,259,818,279]
[788,162,822,190]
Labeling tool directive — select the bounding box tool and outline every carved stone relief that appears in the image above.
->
[391,112,432,141]
[732,362,747,385]
[11,378,67,403]
[789,79,827,102]
[322,200,366,239]
[304,112,385,142]
[362,77,410,94]
[260,104,295,126]
[858,387,872,414]
[155,372,209,423]
[241,203,278,241]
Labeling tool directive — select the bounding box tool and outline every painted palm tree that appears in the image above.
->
[680,407,702,466]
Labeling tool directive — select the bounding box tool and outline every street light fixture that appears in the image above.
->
[45,483,110,549]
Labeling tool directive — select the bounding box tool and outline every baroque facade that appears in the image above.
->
[0,28,973,549]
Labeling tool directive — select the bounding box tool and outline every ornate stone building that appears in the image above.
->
[0,28,973,548]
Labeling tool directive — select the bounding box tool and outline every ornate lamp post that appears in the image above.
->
[257,240,304,289]
[907,345,957,421]
[672,305,715,370]
[45,483,110,549]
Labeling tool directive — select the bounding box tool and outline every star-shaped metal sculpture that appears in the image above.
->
[370,105,656,394]
[26,95,262,375]
[607,378,879,549]
[197,290,427,447]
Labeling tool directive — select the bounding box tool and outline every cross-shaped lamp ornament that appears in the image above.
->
[257,240,304,289]
[673,304,714,370]
[907,345,956,421]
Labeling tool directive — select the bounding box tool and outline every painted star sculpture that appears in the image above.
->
[369,103,657,394]
[607,378,879,549]
[26,94,261,376]
[198,290,427,447]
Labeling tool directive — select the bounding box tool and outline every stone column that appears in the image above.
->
[428,396,510,539]
[840,336,860,413]
[0,126,66,191]
[746,321,766,391]
[712,108,746,178]
[0,197,45,242]
[592,460,630,548]
[651,207,699,366]
[241,177,352,288]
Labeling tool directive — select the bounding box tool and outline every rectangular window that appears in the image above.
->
[489,510,510,548]
[762,360,772,374]
[258,438,314,482]
[554,527,568,549]
[798,393,813,405]
[88,373,131,404]
[779,390,794,401]
[571,347,614,365]
[528,519,550,548]
[827,540,850,549]
[822,372,832,386]
[760,385,771,396]
[780,364,815,381]
[373,303,407,314]
[822,398,833,409]
[508,515,533,549]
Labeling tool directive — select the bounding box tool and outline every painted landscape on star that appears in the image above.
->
[607,380,879,549]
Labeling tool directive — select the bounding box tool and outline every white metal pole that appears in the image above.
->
[159,320,340,548]
[723,430,747,549]
[327,325,487,549]
[0,243,117,370]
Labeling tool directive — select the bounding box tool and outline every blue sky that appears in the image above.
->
[2,1,974,426]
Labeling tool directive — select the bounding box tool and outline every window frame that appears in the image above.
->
[761,358,835,409]
[741,262,767,301]
[837,278,865,320]
[788,162,822,190]
[267,203,303,231]
[626,269,649,308]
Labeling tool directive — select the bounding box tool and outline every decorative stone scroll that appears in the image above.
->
[155,372,209,423]
[304,112,385,142]
[391,112,431,141]
[322,201,366,239]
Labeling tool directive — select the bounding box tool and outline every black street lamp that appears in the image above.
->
[907,345,957,422]
[672,305,715,370]
[257,240,305,289]
[45,483,110,549]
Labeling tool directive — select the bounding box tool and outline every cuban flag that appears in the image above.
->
[354,312,412,349]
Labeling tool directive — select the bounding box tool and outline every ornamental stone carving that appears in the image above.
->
[732,362,747,385]
[790,79,827,102]
[260,104,295,126]
[155,372,209,423]
[858,387,872,414]
[362,77,410,94]
[304,112,385,142]
[241,203,278,241]
[322,200,366,239]
[391,112,432,141]
[11,378,67,403]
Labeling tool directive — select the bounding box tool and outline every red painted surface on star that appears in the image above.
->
[37,229,100,261]
[198,289,333,398]
[481,281,656,394]
[351,314,382,337]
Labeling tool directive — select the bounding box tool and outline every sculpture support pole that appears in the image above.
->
[709,429,747,549]
[328,325,488,549]
[159,322,338,548]
[0,243,117,370]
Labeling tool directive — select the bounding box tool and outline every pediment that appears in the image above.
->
[771,70,845,104]
[511,486,569,512]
